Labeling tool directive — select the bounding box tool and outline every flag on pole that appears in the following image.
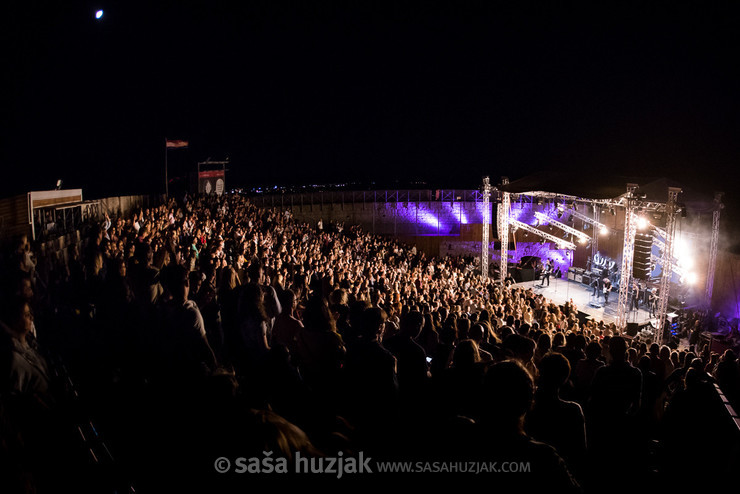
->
[166,139,189,149]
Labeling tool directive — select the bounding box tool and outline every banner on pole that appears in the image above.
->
[198,170,225,195]
[166,139,189,149]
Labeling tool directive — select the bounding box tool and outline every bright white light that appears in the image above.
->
[578,237,588,244]
[95,10,104,19]
[674,238,690,259]
[600,226,608,235]
[636,216,648,230]
[685,272,697,285]
[680,256,694,269]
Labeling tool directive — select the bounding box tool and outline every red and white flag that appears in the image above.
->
[166,139,189,149]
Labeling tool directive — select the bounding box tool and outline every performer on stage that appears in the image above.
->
[591,277,600,297]
[631,280,640,311]
[648,287,658,317]
[603,277,612,303]
[539,259,553,287]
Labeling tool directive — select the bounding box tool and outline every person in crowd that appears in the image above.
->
[0,297,51,403]
[587,336,642,485]
[271,288,303,357]
[473,360,581,491]
[157,263,217,382]
[383,310,429,402]
[293,295,345,402]
[572,341,605,403]
[340,307,398,452]
[714,349,740,410]
[526,352,586,478]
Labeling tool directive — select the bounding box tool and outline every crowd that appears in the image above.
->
[1,192,739,492]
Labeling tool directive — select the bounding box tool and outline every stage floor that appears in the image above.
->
[514,278,655,327]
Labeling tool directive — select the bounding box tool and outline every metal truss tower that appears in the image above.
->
[497,177,510,284]
[592,205,600,259]
[616,184,639,330]
[481,176,491,280]
[704,192,723,309]
[655,187,681,343]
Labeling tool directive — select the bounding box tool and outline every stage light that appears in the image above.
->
[578,237,587,244]
[685,272,697,285]
[636,216,648,230]
[680,256,694,269]
[95,9,104,19]
[600,226,608,235]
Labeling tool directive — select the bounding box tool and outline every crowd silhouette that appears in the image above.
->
[1,193,738,492]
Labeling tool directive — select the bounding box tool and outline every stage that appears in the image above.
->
[514,277,655,328]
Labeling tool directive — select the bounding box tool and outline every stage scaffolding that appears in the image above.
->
[704,192,723,308]
[496,177,511,284]
[615,184,639,329]
[654,187,681,342]
[490,179,719,338]
[481,177,491,280]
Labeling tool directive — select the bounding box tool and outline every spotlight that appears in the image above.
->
[636,216,648,230]
[55,179,63,190]
[578,237,587,245]
[685,272,697,285]
[600,226,608,235]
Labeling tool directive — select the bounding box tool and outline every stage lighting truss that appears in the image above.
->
[571,209,611,231]
[533,211,591,243]
[510,219,577,250]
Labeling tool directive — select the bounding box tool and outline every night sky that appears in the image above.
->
[4,2,740,228]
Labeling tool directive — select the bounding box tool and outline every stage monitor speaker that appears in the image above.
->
[576,311,591,325]
[626,322,639,337]
[520,268,535,282]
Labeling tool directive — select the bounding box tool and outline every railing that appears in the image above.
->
[248,189,489,209]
